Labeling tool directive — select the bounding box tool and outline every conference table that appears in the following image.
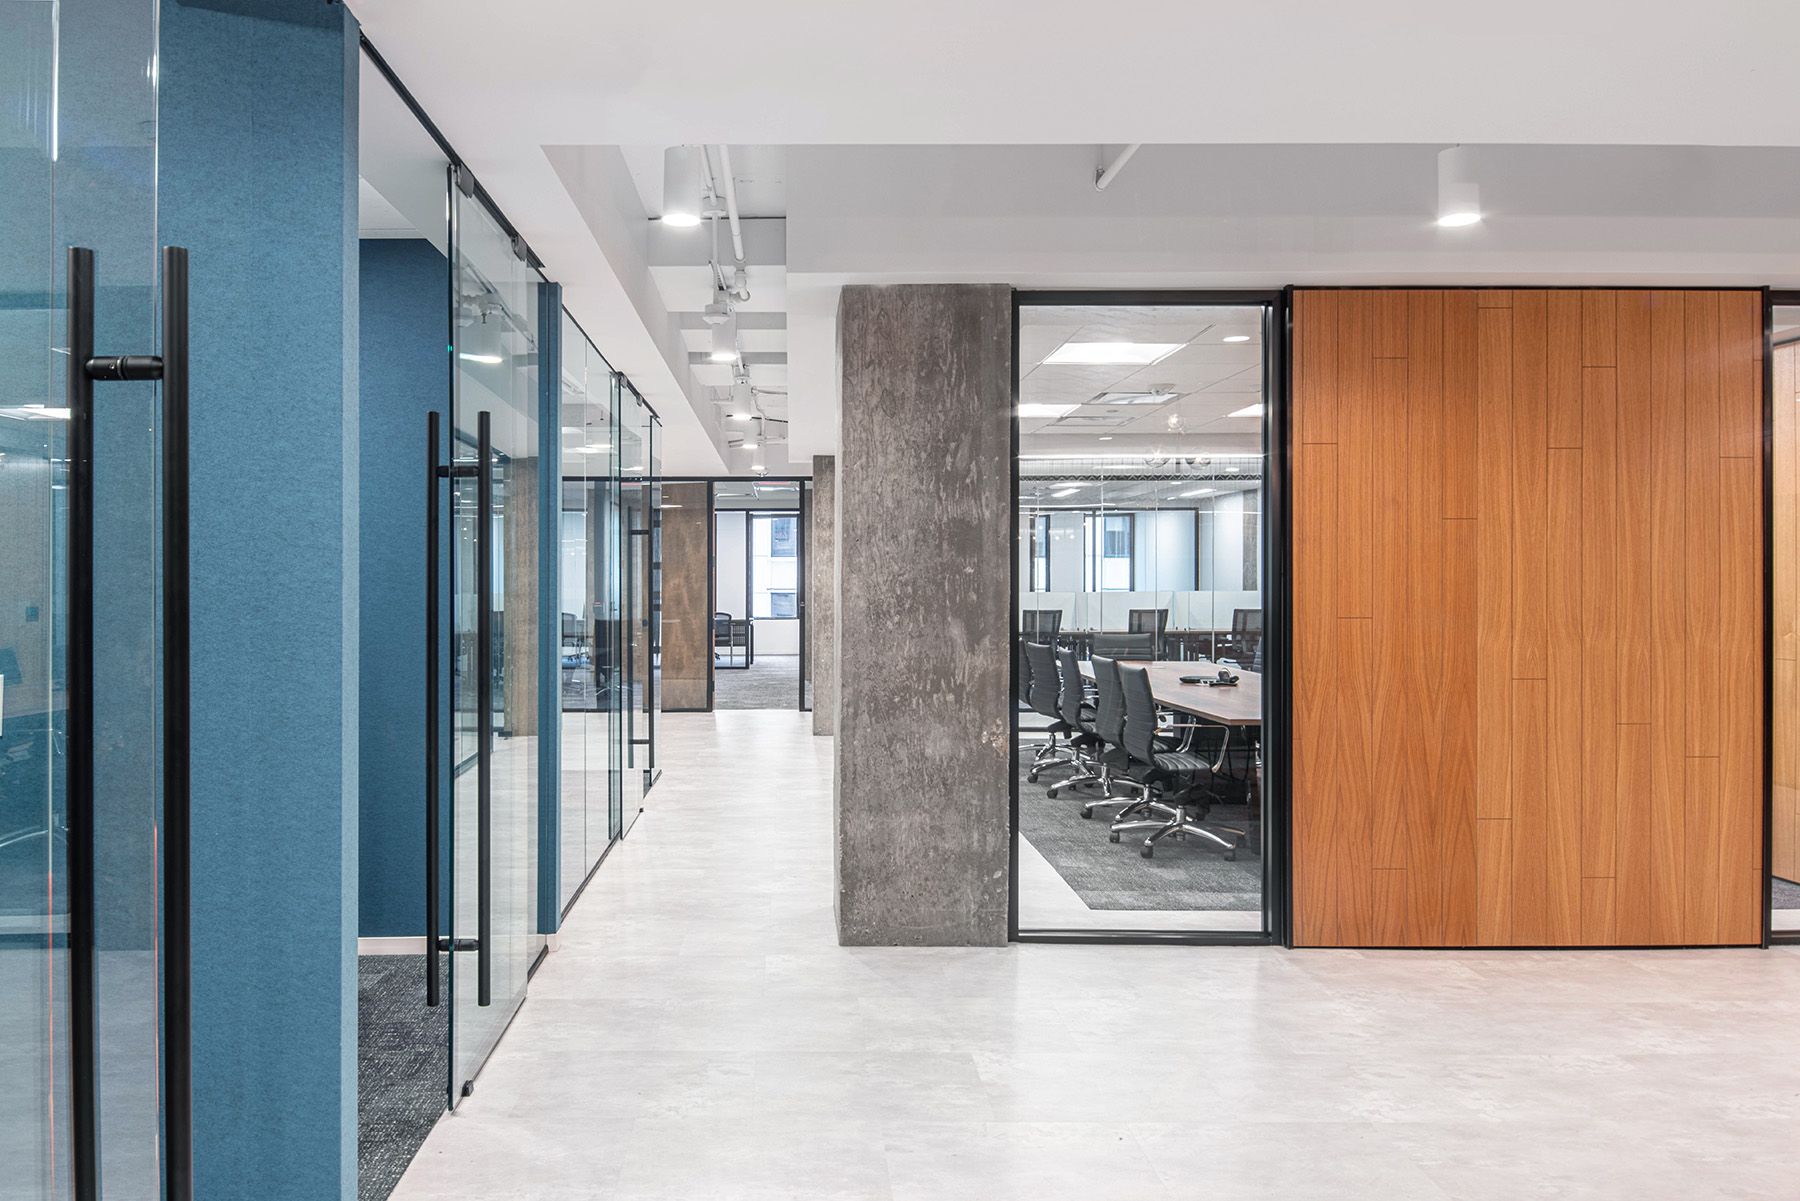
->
[1079,659,1263,850]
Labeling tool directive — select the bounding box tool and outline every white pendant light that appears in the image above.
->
[661,145,702,227]
[1436,145,1481,228]
[710,311,739,362]
[729,377,754,418]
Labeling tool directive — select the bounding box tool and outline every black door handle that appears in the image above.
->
[424,410,441,1006]
[475,410,493,1007]
[66,246,192,1201]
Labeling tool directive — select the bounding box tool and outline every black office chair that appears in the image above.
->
[1109,664,1240,859]
[1023,641,1076,782]
[1045,647,1101,799]
[1127,608,1169,659]
[1022,608,1063,643]
[1072,656,1144,819]
[1092,631,1157,660]
[1222,607,1262,665]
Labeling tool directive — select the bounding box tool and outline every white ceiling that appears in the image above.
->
[352,2,1800,147]
[1019,305,1263,458]
[349,1,1800,473]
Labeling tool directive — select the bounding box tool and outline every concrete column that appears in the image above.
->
[809,455,836,735]
[834,285,1012,946]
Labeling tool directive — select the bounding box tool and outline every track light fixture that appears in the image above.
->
[710,311,739,363]
[1436,145,1482,228]
[661,145,702,227]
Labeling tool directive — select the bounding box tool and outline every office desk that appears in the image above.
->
[1080,659,1263,849]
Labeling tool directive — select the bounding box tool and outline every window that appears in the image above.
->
[751,513,799,619]
[1030,514,1050,592]
[1084,511,1134,591]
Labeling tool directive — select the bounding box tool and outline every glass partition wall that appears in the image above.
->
[1013,297,1277,938]
[617,385,661,835]
[1772,302,1800,940]
[2,1,175,1192]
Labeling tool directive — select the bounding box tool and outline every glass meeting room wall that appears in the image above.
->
[1772,301,1800,940]
[556,315,620,913]
[1012,297,1277,937]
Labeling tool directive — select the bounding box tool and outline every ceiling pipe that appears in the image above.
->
[1094,143,1143,191]
[716,144,747,268]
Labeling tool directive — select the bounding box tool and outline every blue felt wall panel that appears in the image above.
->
[357,238,450,938]
[158,1,359,1196]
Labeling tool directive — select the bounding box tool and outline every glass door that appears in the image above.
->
[2,1,178,1196]
[448,177,544,1099]
[616,391,659,834]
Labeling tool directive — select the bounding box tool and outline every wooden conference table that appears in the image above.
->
[1078,659,1263,849]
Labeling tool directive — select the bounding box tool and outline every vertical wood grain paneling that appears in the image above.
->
[1440,515,1480,945]
[1547,292,1584,448]
[1647,291,1689,942]
[1475,307,1514,821]
[1291,287,1762,948]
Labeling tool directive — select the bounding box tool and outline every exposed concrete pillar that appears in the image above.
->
[834,284,1012,946]
[809,455,837,735]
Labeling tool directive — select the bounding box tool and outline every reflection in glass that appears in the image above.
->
[1773,305,1800,935]
[557,317,616,912]
[1014,302,1269,935]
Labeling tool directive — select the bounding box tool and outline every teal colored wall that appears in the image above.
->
[159,1,359,1197]
[358,238,450,939]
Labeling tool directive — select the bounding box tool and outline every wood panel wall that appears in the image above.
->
[1291,289,1763,947]
[1775,342,1800,885]
[658,481,713,711]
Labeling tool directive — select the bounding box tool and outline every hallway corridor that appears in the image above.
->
[390,712,1800,1200]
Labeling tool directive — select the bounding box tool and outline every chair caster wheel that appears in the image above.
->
[1108,832,1121,843]
[1027,772,1038,783]
[1224,850,1236,862]
[1079,808,1093,819]
[1141,845,1155,858]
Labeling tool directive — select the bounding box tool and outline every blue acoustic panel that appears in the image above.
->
[158,1,360,1196]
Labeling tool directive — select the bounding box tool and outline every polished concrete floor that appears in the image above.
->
[393,711,1800,1200]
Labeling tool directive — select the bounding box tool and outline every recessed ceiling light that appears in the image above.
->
[1097,436,1114,441]
[1436,211,1481,228]
[1222,335,1251,344]
[1228,404,1265,419]
[1042,341,1182,367]
[1017,403,1078,419]
[1227,466,1243,473]
[577,443,610,454]
[1179,487,1216,499]
[741,441,758,451]
[1050,487,1079,498]
[459,352,503,365]
[729,412,754,421]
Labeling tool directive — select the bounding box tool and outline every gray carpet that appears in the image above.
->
[358,955,448,1201]
[1018,748,1262,911]
[1775,876,1800,911]
[714,653,801,710]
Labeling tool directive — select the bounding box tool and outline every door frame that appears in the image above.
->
[1007,288,1292,947]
